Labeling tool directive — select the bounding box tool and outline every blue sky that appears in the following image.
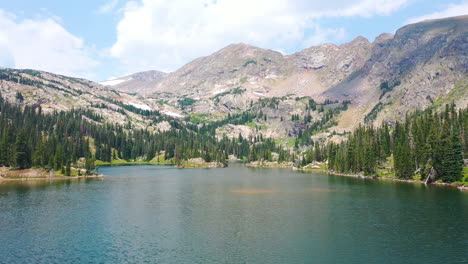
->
[0,0,466,82]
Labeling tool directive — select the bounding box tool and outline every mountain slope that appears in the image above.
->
[139,15,467,134]
[3,15,467,143]
[328,15,468,128]
[0,68,168,131]
[131,38,370,117]
[100,70,167,94]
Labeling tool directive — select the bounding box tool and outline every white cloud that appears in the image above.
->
[303,26,348,47]
[0,10,98,78]
[406,2,468,24]
[97,0,119,14]
[110,0,409,73]
[328,0,409,17]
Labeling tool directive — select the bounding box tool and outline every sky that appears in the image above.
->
[0,0,466,82]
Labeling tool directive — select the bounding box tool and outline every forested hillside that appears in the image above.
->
[0,96,285,174]
[327,104,468,183]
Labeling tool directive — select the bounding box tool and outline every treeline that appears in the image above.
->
[327,104,467,183]
[0,97,97,174]
[294,101,350,147]
[0,96,285,173]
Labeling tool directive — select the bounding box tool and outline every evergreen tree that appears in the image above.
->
[14,130,30,169]
[393,122,414,179]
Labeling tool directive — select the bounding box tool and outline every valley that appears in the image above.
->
[0,15,467,185]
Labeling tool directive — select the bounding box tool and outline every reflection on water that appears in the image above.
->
[0,165,467,264]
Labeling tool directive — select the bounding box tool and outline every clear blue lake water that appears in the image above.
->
[0,165,467,263]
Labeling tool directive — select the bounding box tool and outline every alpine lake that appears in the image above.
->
[0,164,467,263]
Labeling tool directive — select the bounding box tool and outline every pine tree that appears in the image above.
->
[32,138,46,167]
[441,121,463,182]
[0,127,9,166]
[65,161,71,176]
[85,157,95,173]
[14,130,30,169]
[393,123,414,179]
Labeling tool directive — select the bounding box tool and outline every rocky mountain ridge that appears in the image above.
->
[3,15,467,143]
[104,16,467,130]
[0,68,172,132]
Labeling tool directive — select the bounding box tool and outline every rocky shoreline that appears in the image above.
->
[175,158,226,168]
[0,167,104,181]
[245,161,295,168]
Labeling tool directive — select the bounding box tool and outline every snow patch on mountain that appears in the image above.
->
[128,102,151,111]
[100,77,132,86]
[162,111,183,118]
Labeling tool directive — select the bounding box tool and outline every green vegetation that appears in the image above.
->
[178,97,197,106]
[294,101,350,147]
[379,79,401,99]
[211,88,246,103]
[95,156,173,166]
[327,104,467,183]
[0,96,288,174]
[364,102,384,123]
[243,60,257,67]
[232,87,246,95]
[15,92,24,102]
[457,167,468,185]
[156,99,168,105]
[258,97,281,109]
[431,81,468,109]
[22,69,42,77]
[0,69,85,96]
[186,114,211,124]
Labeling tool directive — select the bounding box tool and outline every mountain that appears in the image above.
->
[2,15,467,142]
[140,38,372,115]
[107,15,466,134]
[327,15,468,127]
[100,70,167,94]
[0,68,171,131]
[0,15,467,184]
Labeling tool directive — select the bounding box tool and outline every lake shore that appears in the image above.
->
[176,158,226,168]
[0,167,104,181]
[245,161,295,168]
[325,170,468,191]
[246,161,467,191]
[0,174,104,181]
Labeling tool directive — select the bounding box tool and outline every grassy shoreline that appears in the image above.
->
[246,161,468,191]
[95,159,174,167]
[2,162,466,191]
[0,167,103,181]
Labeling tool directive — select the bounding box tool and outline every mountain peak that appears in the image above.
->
[373,33,394,45]
[349,36,369,44]
[218,42,264,53]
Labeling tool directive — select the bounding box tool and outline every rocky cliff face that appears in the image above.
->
[325,15,468,127]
